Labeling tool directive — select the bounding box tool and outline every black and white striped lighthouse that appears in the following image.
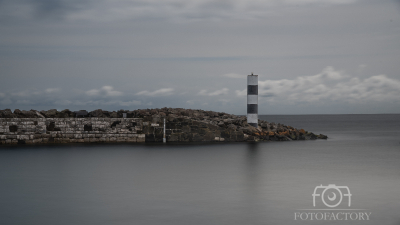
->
[247,73,258,128]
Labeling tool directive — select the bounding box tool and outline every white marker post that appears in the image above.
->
[163,118,166,143]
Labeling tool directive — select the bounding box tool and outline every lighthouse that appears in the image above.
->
[247,73,258,128]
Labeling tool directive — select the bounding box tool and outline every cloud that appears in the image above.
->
[235,89,246,97]
[45,88,60,93]
[86,86,122,97]
[0,0,91,20]
[119,100,141,106]
[15,99,35,105]
[0,89,57,106]
[0,0,359,22]
[217,98,230,103]
[236,66,400,103]
[86,90,99,96]
[136,88,174,96]
[222,73,245,79]
[198,88,229,96]
[0,85,145,109]
[11,90,41,97]
[284,0,357,4]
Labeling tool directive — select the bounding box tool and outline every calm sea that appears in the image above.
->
[0,114,399,225]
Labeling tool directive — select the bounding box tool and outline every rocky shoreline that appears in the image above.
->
[0,108,327,145]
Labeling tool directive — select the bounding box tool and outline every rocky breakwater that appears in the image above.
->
[130,108,328,142]
[0,108,327,145]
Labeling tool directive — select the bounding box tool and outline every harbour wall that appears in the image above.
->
[0,117,246,145]
[0,118,145,145]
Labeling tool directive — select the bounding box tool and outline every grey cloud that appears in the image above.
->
[198,88,229,96]
[0,0,91,20]
[236,67,400,104]
[284,0,357,4]
[0,0,359,22]
[259,93,275,98]
[136,88,174,97]
[0,84,238,112]
[0,86,141,110]
[45,88,61,94]
[0,88,62,107]
[0,0,399,115]
[86,86,123,97]
[119,100,142,107]
[30,0,75,14]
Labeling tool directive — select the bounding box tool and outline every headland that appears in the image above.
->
[0,108,327,145]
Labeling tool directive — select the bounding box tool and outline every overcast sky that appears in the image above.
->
[1,0,399,114]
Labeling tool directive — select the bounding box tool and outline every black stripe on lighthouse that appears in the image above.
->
[247,85,258,95]
[247,104,258,114]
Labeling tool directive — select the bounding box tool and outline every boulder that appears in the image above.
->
[278,130,290,136]
[75,110,88,117]
[41,109,58,118]
[58,109,72,118]
[0,109,16,118]
[227,124,237,130]
[13,109,24,118]
[240,125,258,135]
[89,109,106,117]
[109,111,118,118]
[31,110,45,118]
[21,110,38,118]
[317,134,328,139]
[127,111,136,118]
[12,109,40,118]
[260,122,269,129]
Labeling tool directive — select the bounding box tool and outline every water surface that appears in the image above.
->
[0,114,399,225]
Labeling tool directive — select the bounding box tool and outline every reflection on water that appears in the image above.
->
[0,115,399,225]
[245,142,261,197]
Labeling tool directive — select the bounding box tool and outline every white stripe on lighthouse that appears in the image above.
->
[247,95,258,104]
[247,75,258,85]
